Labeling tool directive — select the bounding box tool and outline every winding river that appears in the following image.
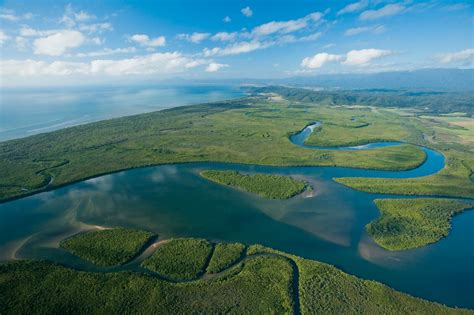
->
[0,122,473,308]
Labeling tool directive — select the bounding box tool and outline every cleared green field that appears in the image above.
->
[0,236,470,314]
[0,98,427,202]
[207,242,246,273]
[141,238,212,281]
[367,199,474,251]
[200,170,308,199]
[60,228,154,266]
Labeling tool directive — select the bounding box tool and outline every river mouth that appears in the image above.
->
[0,122,473,308]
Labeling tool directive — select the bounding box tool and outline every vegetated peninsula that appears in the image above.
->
[200,170,309,199]
[367,199,474,251]
[60,228,155,266]
[0,229,470,314]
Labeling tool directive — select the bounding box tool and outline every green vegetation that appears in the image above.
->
[60,228,154,266]
[247,245,469,314]
[141,238,212,281]
[335,150,474,199]
[1,235,470,314]
[201,170,308,199]
[366,199,474,250]
[248,86,474,116]
[207,242,246,273]
[0,98,428,202]
[0,257,294,314]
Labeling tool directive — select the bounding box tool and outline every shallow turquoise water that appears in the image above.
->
[0,119,472,308]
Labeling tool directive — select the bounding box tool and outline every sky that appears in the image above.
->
[0,0,472,86]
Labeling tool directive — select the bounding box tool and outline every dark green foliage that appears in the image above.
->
[207,243,246,273]
[248,86,474,116]
[201,170,308,199]
[0,237,470,314]
[367,199,474,250]
[60,228,154,266]
[247,245,469,315]
[141,238,212,280]
[0,256,294,314]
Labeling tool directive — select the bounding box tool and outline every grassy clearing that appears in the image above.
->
[201,170,308,199]
[141,238,212,281]
[207,242,246,273]
[60,228,154,266]
[367,199,474,251]
[0,98,427,202]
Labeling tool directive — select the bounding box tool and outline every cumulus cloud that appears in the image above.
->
[337,0,369,16]
[343,49,392,65]
[0,30,11,45]
[241,6,253,17]
[205,62,229,72]
[177,32,210,43]
[33,30,85,56]
[211,32,237,42]
[129,34,166,47]
[360,4,405,20]
[251,12,323,37]
[301,53,343,68]
[344,25,385,36]
[15,36,28,50]
[437,48,474,65]
[301,48,393,69]
[223,16,231,23]
[1,52,206,76]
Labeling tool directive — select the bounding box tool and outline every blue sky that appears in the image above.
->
[0,0,472,86]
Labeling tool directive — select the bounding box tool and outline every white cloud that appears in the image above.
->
[79,22,113,33]
[343,48,392,65]
[301,53,343,68]
[0,9,33,21]
[19,27,60,37]
[299,32,322,41]
[0,30,11,45]
[344,25,385,36]
[337,0,369,16]
[177,32,210,43]
[241,6,253,17]
[360,4,405,20]
[251,12,323,37]
[205,62,229,72]
[211,32,237,41]
[60,4,95,27]
[223,16,231,23]
[33,30,85,56]
[15,36,28,50]
[129,34,166,47]
[301,48,393,69]
[74,11,95,21]
[203,40,267,56]
[1,52,206,76]
[437,48,474,65]
[76,47,136,57]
